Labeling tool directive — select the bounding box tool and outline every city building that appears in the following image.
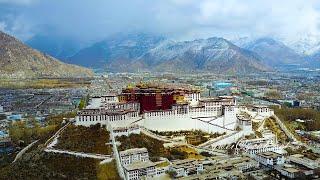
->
[237,130,282,155]
[275,165,302,179]
[119,148,149,165]
[123,160,157,180]
[214,156,259,173]
[119,148,168,180]
[254,151,285,168]
[169,159,204,177]
[287,154,320,170]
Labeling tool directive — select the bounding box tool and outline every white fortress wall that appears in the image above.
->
[223,106,237,126]
[89,97,103,108]
[140,108,237,134]
[185,92,200,107]
[75,111,140,127]
[209,131,245,147]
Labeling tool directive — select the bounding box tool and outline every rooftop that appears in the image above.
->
[257,151,283,159]
[123,160,155,171]
[119,148,148,156]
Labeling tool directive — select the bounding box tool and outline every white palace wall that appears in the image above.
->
[75,95,240,134]
[138,107,238,134]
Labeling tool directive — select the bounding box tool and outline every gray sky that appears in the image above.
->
[0,0,320,44]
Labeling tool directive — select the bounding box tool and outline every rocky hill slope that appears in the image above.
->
[0,31,93,78]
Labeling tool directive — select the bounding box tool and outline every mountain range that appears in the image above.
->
[17,32,320,75]
[63,34,269,73]
[130,38,269,73]
[0,31,93,78]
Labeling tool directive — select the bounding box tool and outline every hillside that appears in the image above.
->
[0,149,119,180]
[0,31,93,79]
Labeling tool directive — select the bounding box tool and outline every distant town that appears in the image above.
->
[1,71,320,179]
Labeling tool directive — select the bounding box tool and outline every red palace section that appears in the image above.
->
[119,83,195,113]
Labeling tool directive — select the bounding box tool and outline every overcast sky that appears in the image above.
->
[0,0,320,44]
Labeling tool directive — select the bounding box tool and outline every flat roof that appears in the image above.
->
[120,148,148,156]
[257,151,282,159]
[123,160,155,171]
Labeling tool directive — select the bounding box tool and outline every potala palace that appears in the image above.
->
[75,83,273,137]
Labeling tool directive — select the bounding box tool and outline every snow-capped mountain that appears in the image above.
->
[130,37,270,73]
[288,34,320,55]
[241,37,306,66]
[231,36,254,48]
[67,34,270,73]
[68,33,165,68]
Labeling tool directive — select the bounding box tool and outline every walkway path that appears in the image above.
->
[44,120,113,162]
[198,131,239,148]
[45,121,71,147]
[13,140,39,163]
[273,115,299,143]
[44,148,112,160]
[107,124,126,180]
[140,127,172,142]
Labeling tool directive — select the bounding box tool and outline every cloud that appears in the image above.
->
[0,21,7,31]
[0,0,37,5]
[0,0,320,44]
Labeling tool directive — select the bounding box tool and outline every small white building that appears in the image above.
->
[169,159,204,177]
[275,165,301,179]
[0,105,3,113]
[254,151,285,168]
[237,113,253,135]
[238,130,281,155]
[287,154,320,170]
[247,105,274,118]
[119,148,149,165]
[120,148,168,180]
[89,94,119,108]
[232,157,259,172]
[123,160,157,180]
